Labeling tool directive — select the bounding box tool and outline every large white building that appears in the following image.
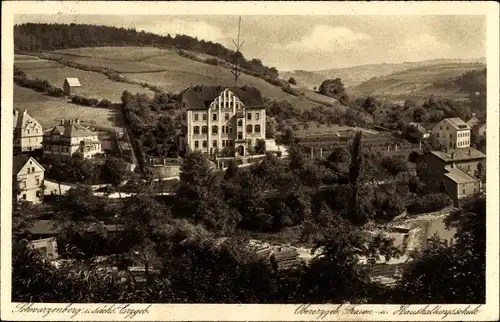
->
[431,117,471,149]
[13,109,43,152]
[42,119,101,160]
[178,86,267,157]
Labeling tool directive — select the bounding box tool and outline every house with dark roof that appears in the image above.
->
[13,155,45,204]
[13,109,43,152]
[416,147,485,204]
[431,117,471,149]
[179,85,266,157]
[42,119,101,160]
[63,77,81,96]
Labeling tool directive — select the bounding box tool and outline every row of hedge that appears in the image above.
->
[71,95,113,108]
[14,67,65,97]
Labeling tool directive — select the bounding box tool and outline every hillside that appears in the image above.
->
[348,62,486,102]
[281,58,486,89]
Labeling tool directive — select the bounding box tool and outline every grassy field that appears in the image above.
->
[48,47,334,112]
[13,84,124,129]
[15,57,154,102]
[349,62,485,101]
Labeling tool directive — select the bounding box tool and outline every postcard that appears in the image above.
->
[1,1,499,321]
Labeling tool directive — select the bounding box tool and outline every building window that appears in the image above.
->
[246,124,253,133]
[212,125,218,134]
[27,168,31,174]
[22,194,26,200]
[222,140,226,147]
[474,188,477,193]
[36,178,40,185]
[449,133,452,139]
[225,113,229,120]
[22,182,27,188]
[255,124,261,133]
[27,129,30,134]
[202,126,208,134]
[222,126,225,134]
[462,189,466,195]
[213,140,217,148]
[202,113,207,121]
[436,133,439,138]
[202,140,207,148]
[238,132,243,140]
[247,113,252,120]
[193,126,200,135]
[194,141,199,149]
[238,119,243,127]
[229,140,233,147]
[256,112,260,120]
[213,113,217,121]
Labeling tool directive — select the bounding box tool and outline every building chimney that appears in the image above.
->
[75,118,80,124]
[60,119,65,126]
[23,109,27,114]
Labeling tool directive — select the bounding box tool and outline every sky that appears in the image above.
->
[15,15,486,71]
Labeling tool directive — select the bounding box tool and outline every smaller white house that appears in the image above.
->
[63,77,81,96]
[29,237,59,259]
[431,117,471,150]
[13,155,45,204]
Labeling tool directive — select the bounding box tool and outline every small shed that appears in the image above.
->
[63,77,81,96]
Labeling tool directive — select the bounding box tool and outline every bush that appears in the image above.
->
[288,77,297,85]
[407,193,452,214]
[97,99,113,107]
[47,86,64,97]
[87,98,99,106]
[205,58,219,66]
[281,85,300,96]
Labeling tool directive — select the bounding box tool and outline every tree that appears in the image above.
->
[255,139,267,155]
[101,157,127,197]
[176,151,240,234]
[224,159,239,180]
[288,77,297,85]
[381,155,409,177]
[348,131,366,225]
[318,78,345,100]
[396,195,485,303]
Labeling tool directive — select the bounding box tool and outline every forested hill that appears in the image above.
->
[14,23,279,78]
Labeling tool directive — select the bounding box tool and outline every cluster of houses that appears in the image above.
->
[13,109,102,204]
[413,116,486,205]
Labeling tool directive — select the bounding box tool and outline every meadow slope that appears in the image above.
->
[47,47,341,112]
[348,62,485,102]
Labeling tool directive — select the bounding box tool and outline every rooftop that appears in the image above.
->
[430,147,486,162]
[46,120,97,138]
[445,168,479,184]
[64,77,81,87]
[181,85,264,110]
[13,109,41,130]
[444,117,470,130]
[13,155,30,175]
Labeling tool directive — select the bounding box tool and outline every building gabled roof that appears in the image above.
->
[445,168,479,184]
[13,155,45,175]
[46,122,96,138]
[13,155,30,175]
[181,85,264,110]
[466,116,481,127]
[64,77,81,87]
[443,117,470,130]
[430,147,486,162]
[13,109,41,130]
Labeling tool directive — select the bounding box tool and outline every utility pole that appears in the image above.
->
[231,16,244,85]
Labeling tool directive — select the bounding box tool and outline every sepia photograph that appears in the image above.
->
[1,1,499,321]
